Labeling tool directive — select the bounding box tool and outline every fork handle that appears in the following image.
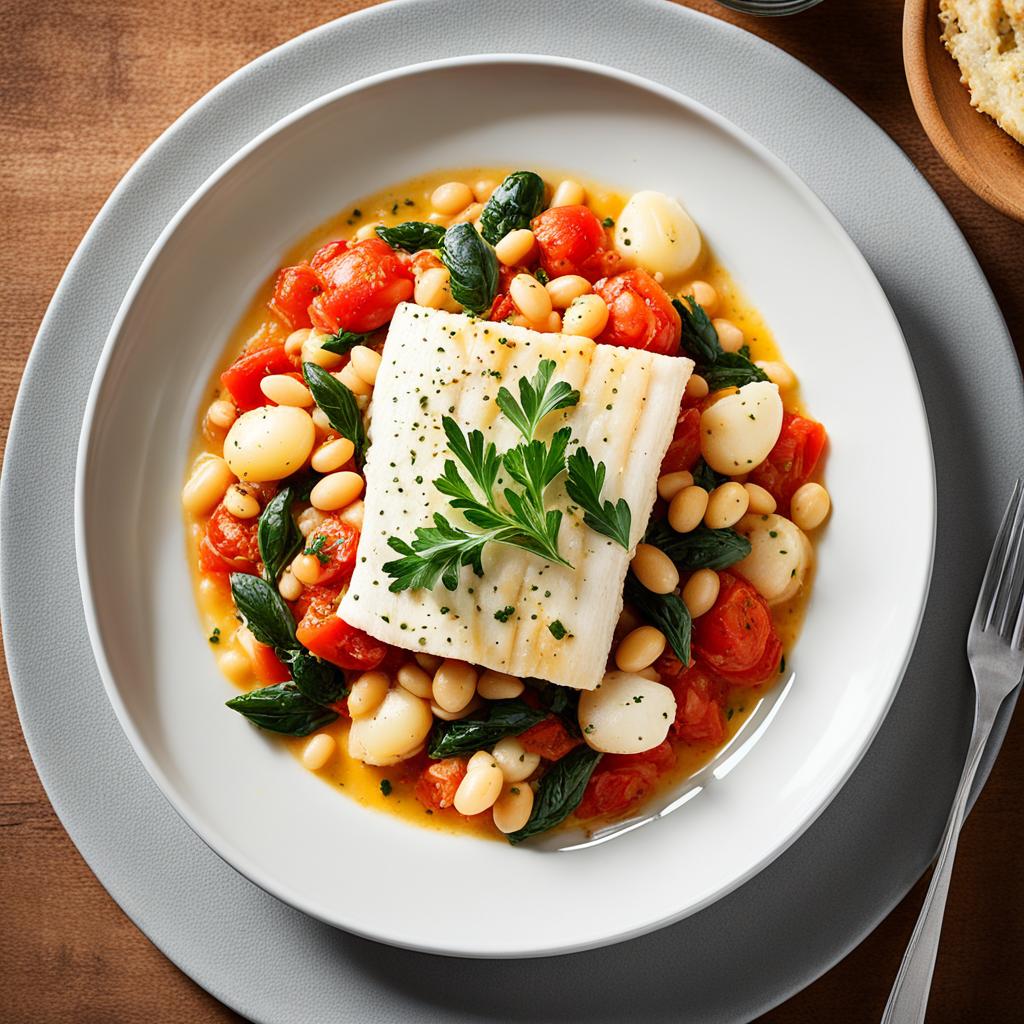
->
[880,701,997,1024]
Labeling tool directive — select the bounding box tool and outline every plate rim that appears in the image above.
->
[72,50,937,958]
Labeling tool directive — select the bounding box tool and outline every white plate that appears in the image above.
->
[74,55,934,957]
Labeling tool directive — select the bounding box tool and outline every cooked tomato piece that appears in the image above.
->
[603,741,677,776]
[310,239,349,272]
[664,662,727,745]
[268,264,322,331]
[593,269,681,356]
[219,343,295,412]
[577,762,658,820]
[308,238,414,334]
[488,292,517,322]
[198,503,261,575]
[302,515,359,587]
[410,249,444,275]
[250,642,292,684]
[577,247,625,282]
[531,205,607,280]
[518,715,581,761]
[748,413,828,513]
[415,758,468,811]
[692,572,783,686]
[295,585,388,671]
[660,406,702,475]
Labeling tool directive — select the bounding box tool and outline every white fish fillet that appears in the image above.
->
[338,304,691,690]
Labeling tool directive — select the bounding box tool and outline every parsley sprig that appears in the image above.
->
[383,359,630,593]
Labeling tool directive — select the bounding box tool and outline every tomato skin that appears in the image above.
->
[748,413,828,513]
[663,661,727,745]
[308,238,414,334]
[250,642,292,684]
[577,742,676,821]
[310,239,349,272]
[660,406,702,475]
[268,264,322,331]
[531,206,607,280]
[220,343,296,412]
[415,757,468,811]
[518,715,581,761]
[692,573,783,686]
[198,503,261,575]
[295,585,388,671]
[303,514,359,587]
[593,269,681,355]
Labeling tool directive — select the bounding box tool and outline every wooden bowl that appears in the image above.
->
[903,0,1024,223]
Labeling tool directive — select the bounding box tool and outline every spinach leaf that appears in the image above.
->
[674,297,722,364]
[479,171,546,244]
[282,648,347,705]
[226,684,338,736]
[645,520,751,571]
[703,352,769,392]
[258,487,302,584]
[230,572,297,649]
[303,361,366,467]
[321,328,371,356]
[440,222,499,316]
[375,221,446,253]
[691,459,727,492]
[506,745,602,844]
[624,573,691,665]
[540,685,581,737]
[428,699,547,758]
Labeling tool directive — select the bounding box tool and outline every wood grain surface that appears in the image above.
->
[1,1,1022,1021]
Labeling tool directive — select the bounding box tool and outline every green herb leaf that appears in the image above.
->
[564,447,632,550]
[506,745,602,844]
[230,573,296,649]
[380,779,393,796]
[375,221,446,253]
[548,620,570,640]
[494,605,515,622]
[303,361,366,467]
[440,222,499,316]
[479,170,546,244]
[702,351,769,391]
[320,328,371,356]
[691,459,728,492]
[623,573,691,665]
[438,417,501,496]
[645,520,751,570]
[384,516,489,592]
[226,684,337,736]
[428,699,547,758]
[281,648,346,705]
[674,297,723,364]
[495,358,579,441]
[258,487,302,584]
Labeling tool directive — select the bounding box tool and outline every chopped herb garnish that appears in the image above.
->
[548,620,570,640]
[379,779,393,797]
[495,605,515,622]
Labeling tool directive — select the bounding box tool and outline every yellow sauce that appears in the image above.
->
[185,168,817,838]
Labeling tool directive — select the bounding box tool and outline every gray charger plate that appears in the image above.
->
[2,1,1021,1021]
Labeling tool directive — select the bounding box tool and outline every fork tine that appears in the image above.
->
[998,494,1024,637]
[976,479,1022,631]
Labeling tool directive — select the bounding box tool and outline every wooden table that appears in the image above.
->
[2,1,1022,1020]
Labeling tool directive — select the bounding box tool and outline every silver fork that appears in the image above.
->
[882,479,1024,1024]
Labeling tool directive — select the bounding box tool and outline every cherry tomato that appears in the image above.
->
[518,715,581,761]
[294,585,389,671]
[250,642,292,684]
[308,238,414,334]
[576,742,677,821]
[198,503,261,575]
[219,343,296,412]
[748,413,828,514]
[660,406,702,475]
[302,514,359,587]
[415,757,468,811]
[593,269,681,355]
[531,205,607,280]
[310,239,349,272]
[268,264,322,331]
[692,573,783,686]
[663,661,727,745]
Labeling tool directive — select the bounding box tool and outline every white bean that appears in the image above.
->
[733,513,812,605]
[453,761,504,815]
[549,179,585,208]
[562,294,609,338]
[615,626,666,673]
[311,437,355,473]
[492,783,535,834]
[491,736,540,783]
[182,456,235,514]
[223,483,260,520]
[791,482,831,531]
[700,381,783,476]
[546,275,591,308]
[310,471,364,512]
[302,733,336,770]
[260,374,313,407]
[432,660,478,713]
[349,345,382,386]
[510,273,552,323]
[431,181,474,215]
[495,229,535,266]
[615,191,701,277]
[224,406,315,482]
[396,663,434,699]
[578,672,677,754]
[347,687,432,766]
[348,671,390,718]
[476,671,524,701]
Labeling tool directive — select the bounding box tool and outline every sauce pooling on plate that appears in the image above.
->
[183,168,830,843]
